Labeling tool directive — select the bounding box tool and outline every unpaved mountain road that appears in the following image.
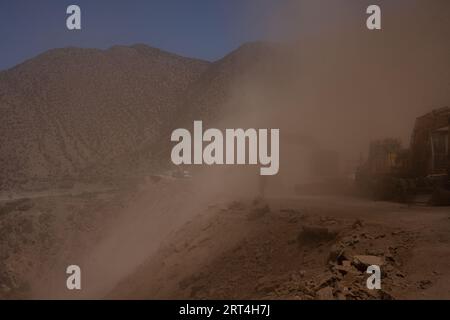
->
[110,194,450,300]
[2,176,449,300]
[0,187,118,203]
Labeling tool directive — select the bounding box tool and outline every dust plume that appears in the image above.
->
[26,0,450,299]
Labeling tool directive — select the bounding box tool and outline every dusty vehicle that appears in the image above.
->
[356,107,450,204]
[410,107,450,177]
[148,167,192,183]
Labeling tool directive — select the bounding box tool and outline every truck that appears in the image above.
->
[356,107,450,205]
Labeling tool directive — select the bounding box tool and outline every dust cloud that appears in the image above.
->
[29,0,450,298]
[29,167,261,298]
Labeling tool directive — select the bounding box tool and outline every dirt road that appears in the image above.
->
[2,176,449,300]
[109,194,450,300]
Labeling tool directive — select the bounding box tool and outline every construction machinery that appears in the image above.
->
[356,107,450,205]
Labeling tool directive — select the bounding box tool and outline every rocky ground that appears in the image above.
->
[0,189,128,298]
[1,179,450,300]
[110,194,450,300]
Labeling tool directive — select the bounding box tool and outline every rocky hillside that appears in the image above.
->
[0,42,288,191]
[0,45,210,190]
[179,42,294,125]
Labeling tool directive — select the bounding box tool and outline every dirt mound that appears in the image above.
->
[109,197,421,300]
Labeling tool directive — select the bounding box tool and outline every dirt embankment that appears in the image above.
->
[110,195,450,300]
[2,177,450,300]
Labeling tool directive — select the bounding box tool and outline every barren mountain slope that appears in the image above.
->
[0,45,209,190]
[87,42,291,179]
[179,42,295,125]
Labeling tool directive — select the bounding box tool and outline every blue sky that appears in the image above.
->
[0,0,287,70]
[0,0,430,71]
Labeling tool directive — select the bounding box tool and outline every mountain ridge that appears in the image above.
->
[0,43,214,189]
[0,42,279,190]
